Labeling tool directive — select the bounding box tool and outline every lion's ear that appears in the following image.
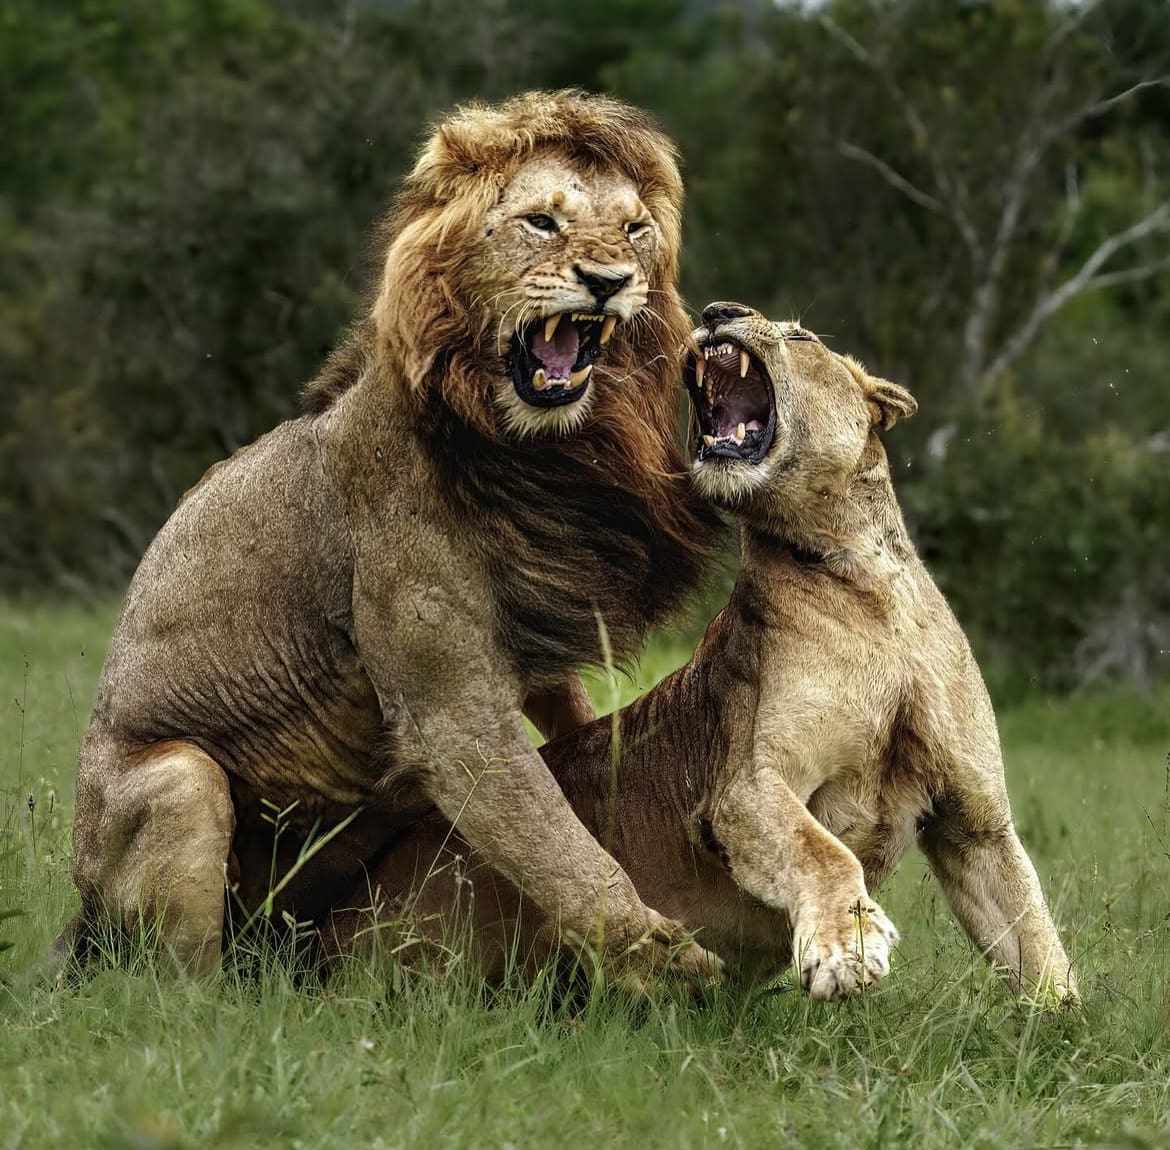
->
[864,376,917,431]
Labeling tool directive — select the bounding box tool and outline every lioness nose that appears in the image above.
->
[575,264,632,304]
[702,301,752,327]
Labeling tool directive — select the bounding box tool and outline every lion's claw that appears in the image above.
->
[611,910,724,996]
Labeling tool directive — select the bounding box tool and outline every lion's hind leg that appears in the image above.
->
[69,736,235,973]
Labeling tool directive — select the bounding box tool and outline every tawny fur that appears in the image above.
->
[60,90,723,986]
[331,306,1077,1006]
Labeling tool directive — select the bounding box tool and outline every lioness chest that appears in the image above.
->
[752,566,944,888]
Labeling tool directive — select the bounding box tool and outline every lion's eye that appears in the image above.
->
[626,220,651,237]
[524,213,558,234]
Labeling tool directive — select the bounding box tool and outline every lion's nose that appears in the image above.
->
[702,301,753,327]
[575,264,632,305]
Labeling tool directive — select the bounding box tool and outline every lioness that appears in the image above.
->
[329,303,1077,1004]
[62,91,724,984]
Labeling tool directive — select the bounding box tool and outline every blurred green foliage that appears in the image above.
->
[1,0,1168,689]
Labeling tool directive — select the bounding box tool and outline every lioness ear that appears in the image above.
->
[864,376,917,431]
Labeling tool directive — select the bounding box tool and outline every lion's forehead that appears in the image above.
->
[493,155,645,227]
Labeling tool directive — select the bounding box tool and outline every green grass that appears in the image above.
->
[2,601,1169,1149]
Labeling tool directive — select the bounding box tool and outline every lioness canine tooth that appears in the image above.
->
[544,314,562,343]
[600,315,617,346]
[739,350,750,379]
[534,368,548,389]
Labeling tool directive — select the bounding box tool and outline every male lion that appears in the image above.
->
[62,91,723,984]
[329,303,1077,1005]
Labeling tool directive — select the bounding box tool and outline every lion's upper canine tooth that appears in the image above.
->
[569,364,593,388]
[600,315,617,346]
[739,350,750,379]
[694,356,706,390]
[533,368,548,390]
[544,314,562,343]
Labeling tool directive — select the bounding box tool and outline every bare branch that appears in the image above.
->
[1051,78,1170,142]
[818,13,982,259]
[1083,255,1170,291]
[835,141,944,213]
[1043,0,1106,58]
[1053,163,1082,256]
[982,200,1170,383]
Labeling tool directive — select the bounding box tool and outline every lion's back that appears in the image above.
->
[86,417,383,805]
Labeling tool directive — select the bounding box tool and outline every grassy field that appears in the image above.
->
[1,600,1169,1149]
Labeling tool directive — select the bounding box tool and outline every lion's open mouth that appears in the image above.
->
[685,341,776,464]
[509,312,616,408]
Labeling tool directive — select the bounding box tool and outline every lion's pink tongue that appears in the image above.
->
[530,322,580,380]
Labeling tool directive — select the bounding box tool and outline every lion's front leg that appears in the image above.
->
[712,767,898,1000]
[352,581,720,993]
[406,701,719,991]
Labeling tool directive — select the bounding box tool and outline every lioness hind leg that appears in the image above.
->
[70,736,235,973]
[921,795,1077,1005]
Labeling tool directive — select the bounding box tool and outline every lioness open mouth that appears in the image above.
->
[509,312,617,408]
[685,341,776,464]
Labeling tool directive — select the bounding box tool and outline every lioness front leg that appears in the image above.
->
[714,768,898,1000]
[920,764,1077,1005]
[523,675,596,742]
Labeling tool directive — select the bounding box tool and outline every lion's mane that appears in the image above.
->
[305,89,722,678]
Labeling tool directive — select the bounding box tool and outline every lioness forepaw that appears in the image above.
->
[794,898,899,1001]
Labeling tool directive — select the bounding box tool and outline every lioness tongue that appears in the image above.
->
[530,322,580,380]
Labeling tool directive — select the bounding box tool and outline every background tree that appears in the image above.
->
[2,0,1167,691]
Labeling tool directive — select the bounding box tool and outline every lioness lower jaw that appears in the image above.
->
[690,455,775,506]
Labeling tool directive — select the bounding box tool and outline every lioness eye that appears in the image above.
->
[525,213,558,233]
[626,220,650,237]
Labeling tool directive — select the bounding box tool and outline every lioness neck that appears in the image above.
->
[744,437,914,595]
[544,576,766,856]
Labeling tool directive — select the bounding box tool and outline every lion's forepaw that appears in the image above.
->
[613,909,724,997]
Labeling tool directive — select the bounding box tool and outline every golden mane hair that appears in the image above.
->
[307,90,684,427]
[305,90,722,675]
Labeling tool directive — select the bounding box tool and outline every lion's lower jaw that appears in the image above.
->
[494,381,595,439]
[690,457,773,507]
